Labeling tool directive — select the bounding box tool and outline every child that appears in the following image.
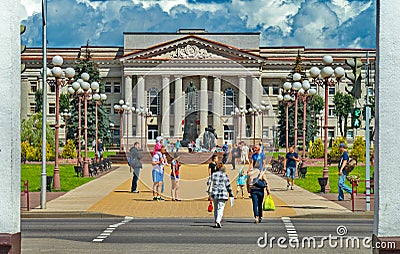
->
[170,155,181,201]
[235,168,247,198]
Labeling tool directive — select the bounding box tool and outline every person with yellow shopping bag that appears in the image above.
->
[263,194,275,211]
[247,160,270,224]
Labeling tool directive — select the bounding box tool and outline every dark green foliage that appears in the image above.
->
[34,89,43,113]
[333,92,355,137]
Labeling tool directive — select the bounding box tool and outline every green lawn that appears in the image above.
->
[295,165,374,194]
[21,164,94,192]
[79,151,116,158]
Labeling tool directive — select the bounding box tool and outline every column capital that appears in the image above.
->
[173,75,183,79]
[161,75,170,79]
[201,76,208,81]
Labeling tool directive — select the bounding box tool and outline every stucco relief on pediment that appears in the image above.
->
[152,44,223,59]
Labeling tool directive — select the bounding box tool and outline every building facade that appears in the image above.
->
[21,29,376,148]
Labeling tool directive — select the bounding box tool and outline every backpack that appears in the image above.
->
[343,158,357,173]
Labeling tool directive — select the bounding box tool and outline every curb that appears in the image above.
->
[21,211,121,219]
[292,212,374,220]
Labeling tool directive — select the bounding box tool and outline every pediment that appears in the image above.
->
[120,36,265,63]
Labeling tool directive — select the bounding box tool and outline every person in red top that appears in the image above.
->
[170,155,181,201]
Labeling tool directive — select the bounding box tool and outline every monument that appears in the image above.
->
[202,127,217,151]
[182,80,198,146]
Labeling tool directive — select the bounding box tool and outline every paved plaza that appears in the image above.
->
[23,163,367,219]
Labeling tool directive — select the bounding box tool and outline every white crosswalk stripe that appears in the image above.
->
[92,216,134,243]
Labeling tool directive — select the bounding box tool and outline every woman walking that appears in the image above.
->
[247,162,270,224]
[152,146,167,201]
[207,162,233,228]
[208,154,218,176]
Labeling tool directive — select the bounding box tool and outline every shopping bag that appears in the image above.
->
[208,199,213,212]
[263,195,275,211]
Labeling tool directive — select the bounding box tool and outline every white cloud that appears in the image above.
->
[20,0,376,48]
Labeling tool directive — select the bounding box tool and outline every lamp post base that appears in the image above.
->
[53,167,60,190]
[322,167,330,193]
[83,160,89,177]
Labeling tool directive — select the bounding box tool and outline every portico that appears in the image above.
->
[120,34,266,147]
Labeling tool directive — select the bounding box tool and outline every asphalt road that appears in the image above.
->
[21,217,373,254]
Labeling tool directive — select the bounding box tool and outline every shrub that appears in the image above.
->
[329,136,347,159]
[309,138,324,158]
[22,141,36,161]
[61,139,77,159]
[350,136,366,163]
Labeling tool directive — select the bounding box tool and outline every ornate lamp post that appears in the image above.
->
[45,55,75,190]
[122,104,134,150]
[259,100,271,141]
[310,56,345,192]
[68,81,84,166]
[297,81,317,158]
[278,93,294,153]
[113,99,125,152]
[142,108,153,148]
[93,90,107,161]
[230,107,240,144]
[248,106,258,146]
[60,109,71,146]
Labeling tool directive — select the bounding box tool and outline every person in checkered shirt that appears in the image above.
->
[207,162,233,228]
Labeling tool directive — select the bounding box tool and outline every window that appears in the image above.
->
[328,105,335,117]
[272,84,280,95]
[223,125,234,141]
[50,85,56,93]
[147,88,160,115]
[262,85,268,95]
[329,87,335,95]
[368,87,374,96]
[170,98,175,114]
[148,125,158,140]
[104,103,111,114]
[49,103,55,114]
[30,103,35,114]
[263,127,269,138]
[105,82,112,93]
[30,81,37,93]
[246,125,251,137]
[347,130,354,138]
[328,130,335,138]
[223,88,236,116]
[114,82,121,93]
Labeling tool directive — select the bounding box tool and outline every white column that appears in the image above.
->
[161,75,170,138]
[238,76,247,139]
[213,76,223,141]
[374,0,400,247]
[200,76,208,137]
[0,0,21,250]
[124,75,132,139]
[136,75,145,138]
[252,76,262,140]
[174,76,183,138]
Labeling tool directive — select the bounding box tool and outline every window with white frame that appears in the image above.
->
[105,82,112,93]
[347,130,354,138]
[329,87,335,95]
[114,82,121,93]
[328,129,335,138]
[263,127,269,138]
[272,84,280,95]
[328,105,335,117]
[30,81,37,93]
[223,88,236,116]
[147,88,160,115]
[49,103,55,114]
[223,125,234,141]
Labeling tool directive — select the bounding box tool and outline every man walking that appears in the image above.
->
[129,142,142,193]
[284,146,301,190]
[338,143,352,201]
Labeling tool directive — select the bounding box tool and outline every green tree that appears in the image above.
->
[277,94,324,148]
[34,89,43,113]
[333,92,355,137]
[67,46,111,145]
[350,136,366,163]
[59,93,70,114]
[60,139,78,159]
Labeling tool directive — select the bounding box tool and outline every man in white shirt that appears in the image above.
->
[241,143,250,164]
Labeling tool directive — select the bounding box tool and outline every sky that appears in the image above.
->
[19,0,376,48]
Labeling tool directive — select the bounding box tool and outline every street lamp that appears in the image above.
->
[122,103,134,150]
[230,107,240,144]
[297,81,317,158]
[60,109,71,146]
[248,106,258,146]
[92,90,107,161]
[310,55,345,192]
[113,99,125,152]
[278,92,295,153]
[142,108,152,149]
[259,100,271,142]
[44,55,75,190]
[68,80,84,166]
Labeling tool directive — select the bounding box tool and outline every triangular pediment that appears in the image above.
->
[120,35,265,63]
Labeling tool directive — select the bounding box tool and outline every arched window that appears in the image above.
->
[223,88,236,115]
[147,88,160,115]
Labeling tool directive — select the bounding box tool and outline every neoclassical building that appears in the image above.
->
[21,29,376,147]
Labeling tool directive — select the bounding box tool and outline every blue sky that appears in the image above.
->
[20,0,376,48]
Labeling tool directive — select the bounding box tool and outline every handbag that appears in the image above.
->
[263,195,275,211]
[207,199,213,212]
[253,171,267,189]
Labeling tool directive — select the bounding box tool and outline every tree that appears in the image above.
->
[34,89,43,113]
[350,136,366,163]
[329,136,347,159]
[277,94,324,148]
[333,92,354,137]
[309,138,324,158]
[59,93,70,114]
[67,45,111,146]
